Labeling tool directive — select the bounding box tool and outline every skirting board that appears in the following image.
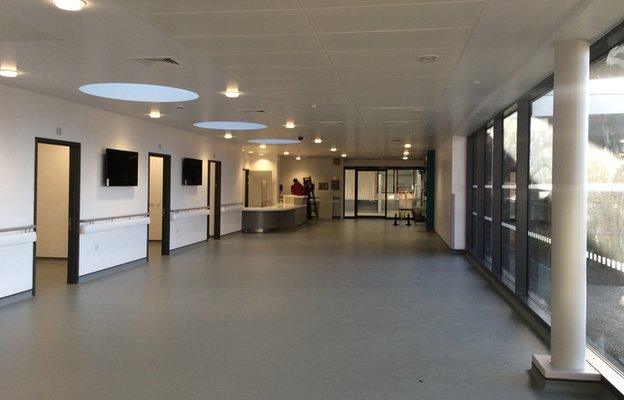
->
[170,241,207,254]
[79,257,148,283]
[0,290,33,307]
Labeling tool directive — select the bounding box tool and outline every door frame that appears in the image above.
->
[148,153,171,256]
[34,138,81,291]
[243,168,250,208]
[207,160,222,239]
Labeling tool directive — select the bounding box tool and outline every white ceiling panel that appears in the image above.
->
[328,47,462,67]
[227,66,338,80]
[123,0,300,14]
[204,52,331,69]
[319,28,472,52]
[306,2,484,33]
[336,63,457,78]
[299,0,477,8]
[141,10,313,37]
[179,34,322,54]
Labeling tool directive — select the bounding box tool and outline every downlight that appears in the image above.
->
[283,151,290,156]
[79,83,198,103]
[341,153,347,158]
[149,110,161,119]
[284,120,296,129]
[296,156,301,161]
[417,54,438,64]
[404,143,412,149]
[54,0,86,11]
[314,138,322,144]
[330,147,337,152]
[224,132,233,139]
[0,69,20,78]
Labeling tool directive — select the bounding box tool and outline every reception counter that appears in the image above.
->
[242,204,307,233]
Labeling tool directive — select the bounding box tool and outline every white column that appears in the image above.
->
[532,39,599,381]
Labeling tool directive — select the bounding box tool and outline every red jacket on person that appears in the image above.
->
[291,182,306,196]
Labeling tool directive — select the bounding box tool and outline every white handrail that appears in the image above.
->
[79,216,150,234]
[170,208,210,220]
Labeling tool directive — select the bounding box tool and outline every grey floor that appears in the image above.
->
[0,220,617,400]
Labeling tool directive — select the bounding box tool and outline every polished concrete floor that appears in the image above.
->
[0,220,617,399]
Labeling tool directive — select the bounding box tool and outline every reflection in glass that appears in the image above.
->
[484,126,494,268]
[586,46,624,371]
[502,112,518,289]
[528,92,553,320]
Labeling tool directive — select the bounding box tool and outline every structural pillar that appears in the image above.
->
[532,39,600,381]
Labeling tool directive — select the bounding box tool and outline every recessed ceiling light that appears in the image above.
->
[283,151,290,156]
[330,147,337,152]
[149,110,161,119]
[341,153,347,158]
[404,144,412,149]
[224,88,240,98]
[259,153,264,156]
[296,156,301,161]
[80,83,198,103]
[260,144,267,149]
[403,150,409,156]
[194,121,267,131]
[248,151,254,154]
[248,139,300,145]
[417,54,438,64]
[284,121,296,129]
[474,80,481,85]
[0,69,20,78]
[224,132,233,139]
[403,156,409,160]
[54,0,86,11]
[314,138,322,144]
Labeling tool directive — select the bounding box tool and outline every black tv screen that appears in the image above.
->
[182,158,203,186]
[105,148,138,187]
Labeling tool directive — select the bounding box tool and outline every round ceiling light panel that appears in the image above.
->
[194,121,267,130]
[79,83,198,102]
[247,139,300,145]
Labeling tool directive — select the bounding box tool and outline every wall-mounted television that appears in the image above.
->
[104,148,139,187]
[182,158,203,186]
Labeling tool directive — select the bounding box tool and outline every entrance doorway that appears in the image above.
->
[34,138,80,293]
[148,153,171,257]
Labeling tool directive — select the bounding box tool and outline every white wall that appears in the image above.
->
[0,83,246,297]
[434,135,467,250]
[36,143,69,258]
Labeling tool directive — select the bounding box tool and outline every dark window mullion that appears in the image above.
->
[515,99,531,302]
[492,114,504,278]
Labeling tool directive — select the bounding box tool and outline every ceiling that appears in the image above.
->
[1,0,624,159]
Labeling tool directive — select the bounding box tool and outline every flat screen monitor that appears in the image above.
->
[105,148,139,187]
[182,158,203,186]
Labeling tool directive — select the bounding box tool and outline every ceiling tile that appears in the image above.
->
[328,47,462,67]
[306,2,483,33]
[319,28,472,51]
[179,34,322,54]
[227,66,338,80]
[204,52,330,69]
[122,0,300,14]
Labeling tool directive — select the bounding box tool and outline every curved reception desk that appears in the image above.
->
[242,204,307,233]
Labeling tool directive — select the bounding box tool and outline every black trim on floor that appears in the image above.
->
[0,290,33,307]
[78,258,148,283]
[170,240,208,254]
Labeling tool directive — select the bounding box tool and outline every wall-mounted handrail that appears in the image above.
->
[170,206,209,213]
[0,225,36,234]
[221,202,243,207]
[80,213,149,224]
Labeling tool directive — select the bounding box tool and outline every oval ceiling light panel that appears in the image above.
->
[54,0,86,11]
[194,121,267,131]
[79,83,199,103]
[248,139,300,145]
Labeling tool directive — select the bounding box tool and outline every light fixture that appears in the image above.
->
[330,147,337,152]
[403,150,409,156]
[404,144,412,149]
[224,88,240,98]
[259,153,264,156]
[417,54,438,63]
[296,156,301,161]
[242,148,245,152]
[54,0,86,11]
[80,83,198,103]
[194,121,267,131]
[314,138,322,144]
[149,110,161,119]
[341,153,347,158]
[260,144,267,149]
[284,121,296,129]
[224,132,233,139]
[403,156,409,160]
[0,69,20,78]
[283,151,290,156]
[248,151,254,154]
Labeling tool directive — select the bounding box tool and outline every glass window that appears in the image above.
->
[528,92,553,320]
[344,169,355,217]
[502,112,518,289]
[484,126,494,267]
[586,45,624,371]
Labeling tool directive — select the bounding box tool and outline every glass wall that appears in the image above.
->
[528,92,553,318]
[344,169,355,217]
[466,25,624,381]
[501,112,518,290]
[586,46,624,370]
[357,170,386,217]
[484,125,494,268]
